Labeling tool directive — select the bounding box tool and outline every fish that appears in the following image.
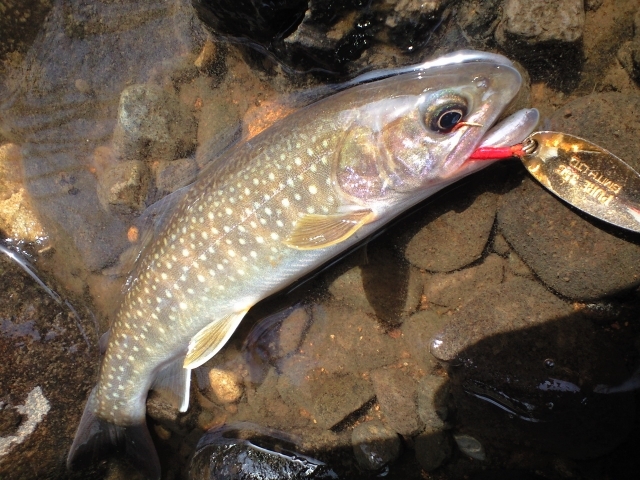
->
[67,50,539,479]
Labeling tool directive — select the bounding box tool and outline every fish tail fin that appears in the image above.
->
[67,388,160,480]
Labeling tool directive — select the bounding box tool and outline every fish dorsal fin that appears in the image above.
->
[184,310,249,369]
[151,358,192,412]
[284,209,375,250]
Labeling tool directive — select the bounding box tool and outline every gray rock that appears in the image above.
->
[414,429,452,472]
[195,91,242,169]
[97,160,150,215]
[370,367,423,436]
[112,84,197,162]
[430,276,573,363]
[351,420,401,471]
[404,190,497,272]
[496,0,585,46]
[417,375,449,431]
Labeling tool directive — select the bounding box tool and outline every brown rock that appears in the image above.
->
[370,367,423,436]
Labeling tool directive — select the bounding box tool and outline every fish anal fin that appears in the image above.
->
[67,388,160,480]
[184,310,249,370]
[284,209,375,250]
[151,358,192,412]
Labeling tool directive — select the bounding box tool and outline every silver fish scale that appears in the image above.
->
[95,110,351,423]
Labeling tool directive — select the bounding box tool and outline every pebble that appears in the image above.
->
[351,420,401,471]
[495,0,585,46]
[453,434,486,461]
[370,367,423,437]
[414,429,452,472]
[206,368,244,404]
[404,189,497,272]
[112,84,197,163]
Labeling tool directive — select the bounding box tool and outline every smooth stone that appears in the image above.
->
[453,434,486,461]
[416,374,449,431]
[97,160,150,214]
[400,309,447,372]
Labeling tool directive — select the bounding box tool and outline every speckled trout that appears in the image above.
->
[68,50,538,478]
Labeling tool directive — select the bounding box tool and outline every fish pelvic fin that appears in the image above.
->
[184,309,249,369]
[67,387,161,480]
[283,209,374,250]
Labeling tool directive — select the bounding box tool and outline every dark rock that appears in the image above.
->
[423,253,505,310]
[351,419,401,471]
[617,40,640,84]
[370,367,423,436]
[404,189,497,272]
[190,423,340,479]
[453,434,486,461]
[414,429,452,472]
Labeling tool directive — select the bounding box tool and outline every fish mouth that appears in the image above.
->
[447,108,540,180]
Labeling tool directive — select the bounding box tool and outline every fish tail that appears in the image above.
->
[67,387,160,480]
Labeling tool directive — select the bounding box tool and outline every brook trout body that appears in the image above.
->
[68,50,538,478]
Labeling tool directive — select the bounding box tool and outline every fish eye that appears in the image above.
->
[422,94,469,134]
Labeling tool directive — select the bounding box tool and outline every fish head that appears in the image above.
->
[334,54,527,205]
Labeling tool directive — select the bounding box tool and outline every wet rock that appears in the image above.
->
[370,367,423,436]
[491,232,510,256]
[277,369,375,430]
[430,276,573,363]
[414,429,452,472]
[112,84,197,163]
[384,0,452,51]
[195,89,242,169]
[206,368,244,404]
[244,369,301,430]
[0,0,52,62]
[404,190,497,272]
[456,0,502,42]
[351,420,401,471]
[495,0,585,46]
[153,157,198,198]
[423,253,505,310]
[416,374,449,431]
[97,160,150,215]
[453,433,486,461]
[190,423,340,480]
[275,307,308,359]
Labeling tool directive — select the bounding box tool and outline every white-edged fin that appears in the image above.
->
[184,310,249,369]
[98,329,110,355]
[284,210,375,250]
[151,358,192,412]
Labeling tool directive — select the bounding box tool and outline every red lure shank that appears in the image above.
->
[468,143,525,161]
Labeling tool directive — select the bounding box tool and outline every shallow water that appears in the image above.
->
[1,0,640,479]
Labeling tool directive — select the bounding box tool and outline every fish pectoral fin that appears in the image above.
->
[184,310,249,370]
[283,209,375,250]
[151,358,192,412]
